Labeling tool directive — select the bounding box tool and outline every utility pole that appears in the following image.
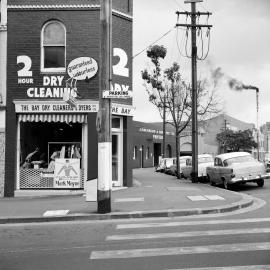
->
[176,0,212,183]
[97,0,112,213]
[255,88,260,160]
[162,98,166,158]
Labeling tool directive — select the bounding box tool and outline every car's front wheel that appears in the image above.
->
[257,179,264,187]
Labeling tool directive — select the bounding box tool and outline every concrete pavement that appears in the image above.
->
[0,168,254,224]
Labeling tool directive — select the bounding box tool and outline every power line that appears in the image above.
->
[133,27,176,59]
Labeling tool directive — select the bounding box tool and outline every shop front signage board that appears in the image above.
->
[14,100,135,116]
[54,158,80,189]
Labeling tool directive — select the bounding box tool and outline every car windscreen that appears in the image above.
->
[223,155,254,166]
[198,157,213,164]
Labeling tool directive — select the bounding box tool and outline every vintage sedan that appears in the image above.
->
[182,154,214,180]
[206,152,270,189]
[155,157,175,173]
[168,156,191,176]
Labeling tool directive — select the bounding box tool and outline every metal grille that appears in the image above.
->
[20,169,85,189]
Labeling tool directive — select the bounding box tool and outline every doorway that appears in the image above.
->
[112,117,123,187]
[153,143,161,167]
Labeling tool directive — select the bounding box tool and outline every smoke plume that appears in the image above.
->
[211,67,259,92]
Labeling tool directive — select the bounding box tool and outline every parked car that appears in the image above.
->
[182,154,214,180]
[155,157,175,173]
[264,153,270,172]
[168,156,191,176]
[206,152,270,189]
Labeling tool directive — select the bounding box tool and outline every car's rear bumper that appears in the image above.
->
[230,173,270,184]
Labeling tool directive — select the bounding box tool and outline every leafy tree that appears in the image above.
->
[216,129,257,152]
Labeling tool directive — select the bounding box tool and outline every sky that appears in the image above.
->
[132,0,270,127]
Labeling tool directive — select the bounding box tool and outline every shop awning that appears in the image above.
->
[18,114,87,123]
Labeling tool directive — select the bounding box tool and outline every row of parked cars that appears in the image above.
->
[156,152,270,189]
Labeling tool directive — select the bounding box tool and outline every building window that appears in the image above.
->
[133,146,137,160]
[146,146,150,159]
[41,20,66,72]
[166,144,172,158]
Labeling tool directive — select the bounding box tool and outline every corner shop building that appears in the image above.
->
[4,0,133,197]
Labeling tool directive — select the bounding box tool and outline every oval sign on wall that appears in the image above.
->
[67,57,98,81]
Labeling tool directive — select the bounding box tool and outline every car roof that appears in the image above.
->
[198,154,213,158]
[216,152,251,160]
[180,156,191,159]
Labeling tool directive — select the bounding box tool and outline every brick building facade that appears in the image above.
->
[0,0,7,197]
[4,0,133,197]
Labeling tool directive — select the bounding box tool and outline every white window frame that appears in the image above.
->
[133,146,137,160]
[112,116,123,187]
[41,20,66,73]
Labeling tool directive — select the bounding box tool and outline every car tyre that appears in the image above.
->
[257,179,264,187]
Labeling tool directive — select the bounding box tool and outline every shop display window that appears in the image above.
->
[19,121,83,189]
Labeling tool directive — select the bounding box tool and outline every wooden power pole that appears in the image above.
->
[97,0,112,213]
[176,0,212,183]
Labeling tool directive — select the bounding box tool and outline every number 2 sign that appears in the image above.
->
[113,48,129,77]
[17,47,129,78]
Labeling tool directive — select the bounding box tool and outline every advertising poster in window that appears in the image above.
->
[54,159,80,188]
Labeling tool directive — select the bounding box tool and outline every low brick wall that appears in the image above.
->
[0,132,5,197]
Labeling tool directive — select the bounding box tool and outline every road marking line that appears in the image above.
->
[114,197,144,202]
[43,210,70,217]
[90,242,270,260]
[106,228,270,241]
[204,195,225,200]
[166,265,270,270]
[187,195,208,201]
[116,217,270,229]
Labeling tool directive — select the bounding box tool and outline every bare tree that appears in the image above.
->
[165,62,221,178]
[141,45,221,175]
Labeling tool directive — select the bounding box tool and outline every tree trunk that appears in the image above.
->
[175,132,180,179]
[162,106,166,158]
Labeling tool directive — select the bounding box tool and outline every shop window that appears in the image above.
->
[133,146,137,160]
[19,121,85,189]
[112,117,121,129]
[41,20,66,72]
[20,122,82,170]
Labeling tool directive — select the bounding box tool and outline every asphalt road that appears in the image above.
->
[0,180,270,270]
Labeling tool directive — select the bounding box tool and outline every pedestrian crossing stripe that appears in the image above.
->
[90,242,270,260]
[106,227,270,241]
[116,217,270,230]
[166,265,270,270]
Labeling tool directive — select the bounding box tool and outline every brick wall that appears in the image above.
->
[8,0,133,16]
[5,2,133,196]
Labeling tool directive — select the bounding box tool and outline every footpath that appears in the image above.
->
[0,168,254,224]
